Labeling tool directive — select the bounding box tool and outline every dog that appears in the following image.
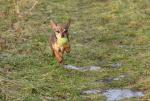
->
[49,19,71,64]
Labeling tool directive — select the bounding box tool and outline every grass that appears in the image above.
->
[0,0,150,100]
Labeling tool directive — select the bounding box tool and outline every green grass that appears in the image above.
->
[0,0,150,100]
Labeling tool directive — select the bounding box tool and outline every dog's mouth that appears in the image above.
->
[61,32,67,38]
[61,33,65,37]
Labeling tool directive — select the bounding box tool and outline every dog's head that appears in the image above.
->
[50,19,71,39]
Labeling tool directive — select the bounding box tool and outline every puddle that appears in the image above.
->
[111,63,122,68]
[96,74,128,83]
[82,89,102,94]
[64,65,81,70]
[64,65,101,71]
[89,66,101,71]
[103,89,144,101]
[82,89,144,101]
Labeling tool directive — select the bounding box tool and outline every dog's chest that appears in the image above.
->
[52,42,64,52]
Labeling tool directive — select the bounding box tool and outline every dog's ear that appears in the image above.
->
[64,19,71,29]
[50,20,57,30]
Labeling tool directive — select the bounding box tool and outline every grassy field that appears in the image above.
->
[0,0,150,100]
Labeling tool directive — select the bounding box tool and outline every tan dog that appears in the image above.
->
[49,19,71,64]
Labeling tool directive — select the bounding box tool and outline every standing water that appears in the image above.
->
[103,89,144,101]
[82,89,144,101]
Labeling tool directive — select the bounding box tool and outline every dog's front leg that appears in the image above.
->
[54,50,63,63]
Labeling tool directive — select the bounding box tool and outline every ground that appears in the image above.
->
[0,0,150,101]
